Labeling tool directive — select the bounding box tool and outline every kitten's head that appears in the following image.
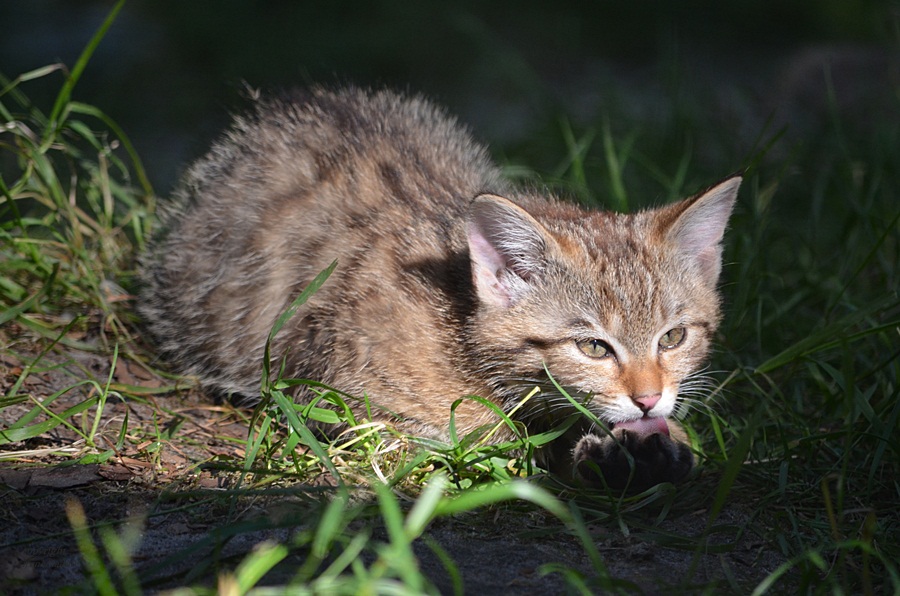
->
[466,177,740,427]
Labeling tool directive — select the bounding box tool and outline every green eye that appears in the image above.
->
[659,327,686,349]
[577,339,614,359]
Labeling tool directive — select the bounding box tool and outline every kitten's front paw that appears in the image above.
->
[573,422,693,491]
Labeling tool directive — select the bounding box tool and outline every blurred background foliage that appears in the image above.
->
[2,0,897,191]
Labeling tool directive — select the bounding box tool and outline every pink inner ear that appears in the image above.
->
[668,177,740,286]
[672,207,730,253]
[466,194,551,309]
[467,223,512,308]
[693,245,724,286]
[673,220,727,286]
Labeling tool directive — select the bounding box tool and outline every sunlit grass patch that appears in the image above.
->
[0,3,152,353]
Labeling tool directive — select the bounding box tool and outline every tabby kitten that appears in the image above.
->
[139,87,739,490]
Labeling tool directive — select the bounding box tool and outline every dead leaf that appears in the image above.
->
[114,358,164,388]
[118,456,153,469]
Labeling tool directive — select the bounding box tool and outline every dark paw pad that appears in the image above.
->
[573,428,692,491]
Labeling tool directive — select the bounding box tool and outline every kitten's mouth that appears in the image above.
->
[612,416,670,437]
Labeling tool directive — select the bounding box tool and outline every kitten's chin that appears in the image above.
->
[613,416,670,437]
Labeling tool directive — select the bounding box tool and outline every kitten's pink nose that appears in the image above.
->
[633,393,661,413]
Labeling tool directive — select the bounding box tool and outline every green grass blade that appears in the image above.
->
[68,101,154,195]
[270,389,344,486]
[45,0,125,142]
[267,260,337,342]
[0,263,59,325]
[0,388,99,445]
[373,481,425,592]
[601,117,631,211]
[434,480,569,521]
[755,303,899,373]
[262,260,336,388]
[66,499,118,596]
[234,542,289,593]
[0,64,65,100]
[421,535,463,596]
[404,474,447,538]
[311,490,351,559]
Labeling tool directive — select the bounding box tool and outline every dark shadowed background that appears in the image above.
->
[2,0,897,194]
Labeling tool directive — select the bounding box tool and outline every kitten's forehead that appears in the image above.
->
[591,261,679,347]
[550,212,688,349]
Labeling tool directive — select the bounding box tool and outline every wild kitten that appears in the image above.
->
[139,87,740,491]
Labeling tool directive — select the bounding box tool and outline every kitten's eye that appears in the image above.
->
[659,327,686,349]
[576,339,614,359]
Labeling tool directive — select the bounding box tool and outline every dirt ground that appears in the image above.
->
[0,335,785,594]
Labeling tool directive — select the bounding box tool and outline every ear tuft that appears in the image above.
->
[466,194,550,308]
[665,176,741,286]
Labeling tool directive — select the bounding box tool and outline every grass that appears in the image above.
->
[2,4,899,594]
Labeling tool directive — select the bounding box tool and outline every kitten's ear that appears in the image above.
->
[467,194,551,308]
[664,176,741,286]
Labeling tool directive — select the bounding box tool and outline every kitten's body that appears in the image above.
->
[140,88,739,490]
